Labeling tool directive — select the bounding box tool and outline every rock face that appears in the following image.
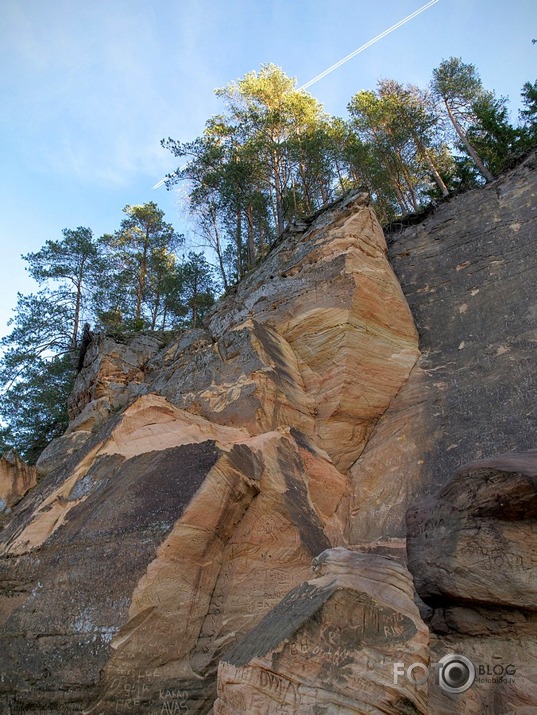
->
[1,394,347,713]
[0,155,536,714]
[0,451,37,513]
[407,450,537,715]
[2,191,418,713]
[407,450,537,610]
[350,153,537,542]
[215,548,429,715]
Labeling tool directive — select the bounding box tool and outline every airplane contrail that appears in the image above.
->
[153,163,187,190]
[153,0,439,189]
[299,0,440,91]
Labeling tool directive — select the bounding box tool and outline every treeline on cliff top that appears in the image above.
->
[1,57,536,463]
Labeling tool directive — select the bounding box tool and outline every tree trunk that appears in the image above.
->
[418,141,449,196]
[334,158,346,193]
[397,151,419,212]
[136,227,151,322]
[150,292,160,330]
[235,204,243,278]
[258,222,266,258]
[211,213,228,290]
[246,206,256,269]
[445,100,494,182]
[71,254,87,350]
[191,272,199,328]
[272,152,285,235]
[72,277,82,350]
[298,161,312,213]
[319,178,329,205]
[393,181,410,214]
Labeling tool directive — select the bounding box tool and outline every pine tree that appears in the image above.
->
[431,57,495,182]
[178,252,216,328]
[0,291,77,461]
[97,203,183,329]
[519,80,537,150]
[23,227,103,350]
[467,94,518,174]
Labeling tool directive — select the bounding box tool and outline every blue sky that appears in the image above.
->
[1,0,535,337]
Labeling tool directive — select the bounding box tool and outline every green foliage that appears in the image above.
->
[95,202,184,330]
[178,252,216,328]
[519,81,537,149]
[432,57,484,115]
[164,64,336,282]
[2,60,535,463]
[23,226,103,348]
[467,94,520,174]
[0,290,76,462]
[432,57,497,182]
[0,206,192,462]
[0,354,74,463]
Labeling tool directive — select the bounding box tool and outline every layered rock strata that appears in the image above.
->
[0,451,37,514]
[0,155,536,713]
[1,191,420,713]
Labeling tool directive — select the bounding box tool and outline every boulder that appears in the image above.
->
[407,450,537,609]
[407,451,537,715]
[215,548,429,714]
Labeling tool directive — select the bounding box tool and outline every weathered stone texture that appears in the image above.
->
[350,153,537,541]
[407,450,537,610]
[0,156,536,714]
[0,396,347,713]
[0,450,37,513]
[407,450,537,714]
[207,192,419,473]
[215,548,429,715]
[67,332,165,421]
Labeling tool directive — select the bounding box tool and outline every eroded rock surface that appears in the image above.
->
[407,450,537,609]
[1,157,536,714]
[64,191,420,475]
[407,451,537,714]
[68,332,165,422]
[215,548,429,715]
[0,394,348,713]
[350,153,537,542]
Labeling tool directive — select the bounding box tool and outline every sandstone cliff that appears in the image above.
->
[0,451,37,515]
[0,154,536,714]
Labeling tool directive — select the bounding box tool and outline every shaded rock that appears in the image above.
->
[215,548,429,714]
[407,450,537,610]
[349,153,537,540]
[406,452,537,714]
[148,319,317,438]
[58,192,418,480]
[36,429,94,476]
[427,632,537,715]
[208,191,419,472]
[2,156,536,713]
